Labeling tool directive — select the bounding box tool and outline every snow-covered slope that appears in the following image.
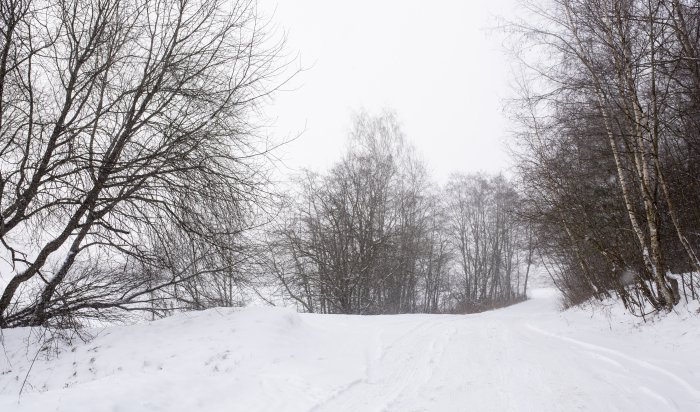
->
[1,289,699,411]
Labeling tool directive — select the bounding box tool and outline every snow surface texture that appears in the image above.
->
[1,288,699,411]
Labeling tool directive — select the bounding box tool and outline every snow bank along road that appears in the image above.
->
[1,288,699,411]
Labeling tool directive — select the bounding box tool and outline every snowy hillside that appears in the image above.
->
[1,289,699,412]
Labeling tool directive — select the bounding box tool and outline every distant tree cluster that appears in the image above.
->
[0,0,282,328]
[512,0,700,313]
[263,112,532,314]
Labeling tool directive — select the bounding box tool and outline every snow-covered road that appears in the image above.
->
[306,289,700,412]
[1,289,699,411]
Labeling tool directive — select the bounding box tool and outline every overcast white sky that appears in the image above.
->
[260,0,519,183]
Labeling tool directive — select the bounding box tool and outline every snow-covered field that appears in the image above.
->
[1,288,699,411]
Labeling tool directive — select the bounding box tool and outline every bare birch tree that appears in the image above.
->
[511,0,700,311]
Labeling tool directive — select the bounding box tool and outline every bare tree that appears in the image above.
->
[0,0,286,327]
[265,112,453,314]
[444,174,523,312]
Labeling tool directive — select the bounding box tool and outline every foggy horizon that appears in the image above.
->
[260,0,518,182]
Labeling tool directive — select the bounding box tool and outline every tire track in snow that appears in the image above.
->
[525,323,700,402]
[380,323,457,412]
[309,319,453,412]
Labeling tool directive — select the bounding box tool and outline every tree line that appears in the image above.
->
[0,0,531,328]
[511,0,700,314]
[261,112,532,314]
[6,0,696,329]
